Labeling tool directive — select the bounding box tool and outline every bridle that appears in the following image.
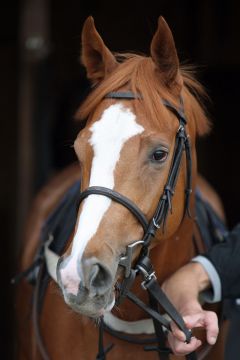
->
[79,91,192,255]
[77,91,196,360]
[13,90,197,360]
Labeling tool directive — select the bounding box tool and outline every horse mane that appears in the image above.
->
[76,53,210,136]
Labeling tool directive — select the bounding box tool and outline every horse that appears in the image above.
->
[16,16,229,360]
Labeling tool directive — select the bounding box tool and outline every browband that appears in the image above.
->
[105,91,187,125]
[105,91,142,99]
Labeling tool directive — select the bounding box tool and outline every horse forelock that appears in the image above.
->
[75,54,210,136]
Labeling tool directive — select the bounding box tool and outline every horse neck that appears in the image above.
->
[113,147,199,321]
[115,211,196,321]
[151,215,196,281]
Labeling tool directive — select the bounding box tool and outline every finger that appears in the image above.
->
[170,321,187,342]
[168,334,202,356]
[183,313,206,328]
[204,311,219,345]
[183,312,219,345]
[170,310,219,345]
[170,313,203,342]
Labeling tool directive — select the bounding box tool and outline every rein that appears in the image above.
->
[77,91,196,360]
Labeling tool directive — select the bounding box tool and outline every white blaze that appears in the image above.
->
[72,104,144,259]
[60,104,144,294]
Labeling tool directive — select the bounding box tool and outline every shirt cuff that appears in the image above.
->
[191,255,222,303]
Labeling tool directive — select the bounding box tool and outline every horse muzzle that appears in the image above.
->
[57,255,116,318]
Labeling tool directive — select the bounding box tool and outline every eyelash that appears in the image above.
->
[151,148,168,163]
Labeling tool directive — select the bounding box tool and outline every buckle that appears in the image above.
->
[153,217,161,229]
[137,263,157,290]
[141,272,157,290]
[177,124,184,133]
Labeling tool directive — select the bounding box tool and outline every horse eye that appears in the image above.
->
[152,149,168,162]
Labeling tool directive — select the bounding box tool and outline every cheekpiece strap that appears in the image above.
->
[161,97,187,125]
[105,92,187,125]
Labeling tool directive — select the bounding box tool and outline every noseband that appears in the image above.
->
[78,91,196,360]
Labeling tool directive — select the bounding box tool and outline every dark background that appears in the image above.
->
[1,1,240,358]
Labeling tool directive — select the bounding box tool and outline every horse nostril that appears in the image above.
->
[85,260,113,296]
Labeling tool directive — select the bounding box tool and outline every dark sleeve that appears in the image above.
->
[204,223,240,299]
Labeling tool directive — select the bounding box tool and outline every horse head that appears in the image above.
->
[57,16,209,318]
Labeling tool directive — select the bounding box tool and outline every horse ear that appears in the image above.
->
[150,17,182,90]
[81,16,118,84]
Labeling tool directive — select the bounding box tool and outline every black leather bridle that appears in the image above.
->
[12,90,198,360]
[78,91,197,360]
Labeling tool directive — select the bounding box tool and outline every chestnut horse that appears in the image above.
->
[16,16,228,360]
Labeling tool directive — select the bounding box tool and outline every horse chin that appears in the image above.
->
[63,288,115,319]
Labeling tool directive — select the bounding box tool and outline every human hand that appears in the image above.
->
[167,309,219,356]
[162,262,219,355]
